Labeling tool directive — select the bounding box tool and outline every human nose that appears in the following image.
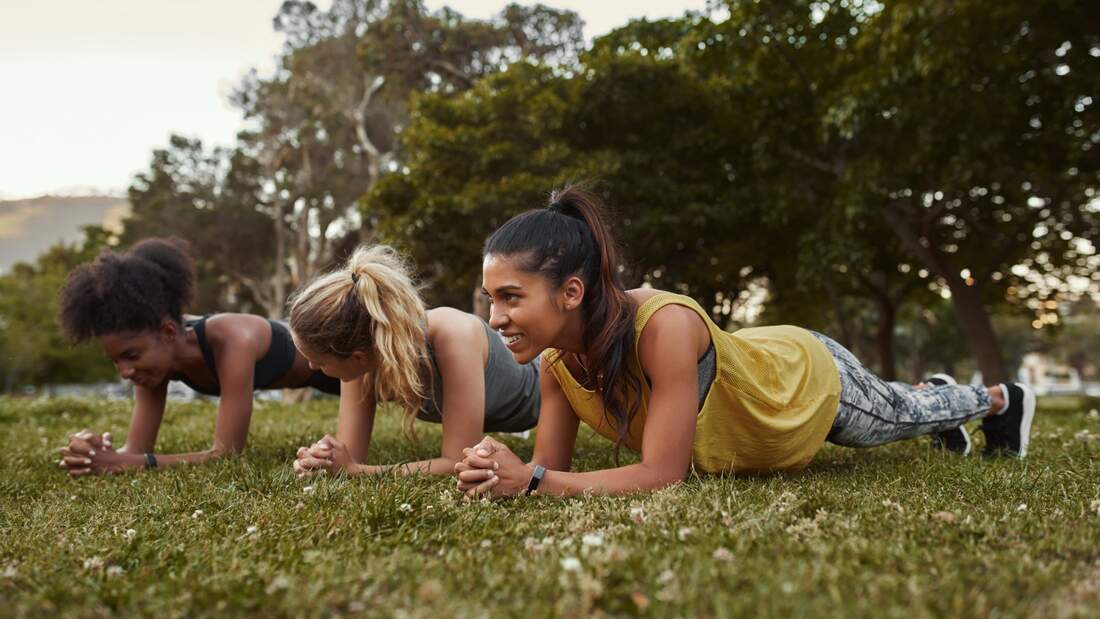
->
[488,304,508,330]
[116,362,135,378]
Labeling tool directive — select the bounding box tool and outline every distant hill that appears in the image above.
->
[0,195,130,274]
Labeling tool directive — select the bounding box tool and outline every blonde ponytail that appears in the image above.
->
[288,245,429,423]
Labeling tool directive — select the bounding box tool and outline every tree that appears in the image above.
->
[224,0,585,315]
[0,227,116,390]
[121,137,276,314]
[831,0,1100,382]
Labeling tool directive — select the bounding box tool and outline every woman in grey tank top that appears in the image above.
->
[287,244,540,478]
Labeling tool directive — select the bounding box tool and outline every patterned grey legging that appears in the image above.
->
[810,332,994,448]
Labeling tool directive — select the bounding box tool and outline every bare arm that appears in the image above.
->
[147,341,258,469]
[118,383,168,454]
[333,376,378,464]
[529,355,580,471]
[458,305,702,497]
[358,311,486,476]
[538,307,699,495]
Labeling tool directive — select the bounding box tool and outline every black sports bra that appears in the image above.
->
[180,315,298,396]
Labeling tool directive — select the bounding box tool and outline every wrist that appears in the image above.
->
[524,463,546,496]
[350,462,375,475]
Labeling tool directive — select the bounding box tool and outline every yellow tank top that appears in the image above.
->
[546,292,841,473]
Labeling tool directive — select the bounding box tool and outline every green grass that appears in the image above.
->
[2,396,1099,618]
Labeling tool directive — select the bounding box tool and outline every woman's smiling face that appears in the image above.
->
[482,254,581,365]
[99,326,176,388]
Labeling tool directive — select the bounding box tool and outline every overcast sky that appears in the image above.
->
[0,0,708,199]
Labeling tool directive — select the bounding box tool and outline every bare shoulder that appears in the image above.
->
[426,307,484,348]
[203,313,269,351]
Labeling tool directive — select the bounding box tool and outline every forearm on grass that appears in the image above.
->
[535,462,686,497]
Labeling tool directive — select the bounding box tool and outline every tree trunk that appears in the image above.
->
[271,202,287,319]
[874,297,897,381]
[945,279,1008,384]
[826,285,855,351]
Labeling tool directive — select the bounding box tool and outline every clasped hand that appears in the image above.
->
[454,436,533,499]
[58,429,130,476]
[293,435,358,477]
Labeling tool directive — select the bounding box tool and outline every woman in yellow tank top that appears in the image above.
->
[455,185,1037,498]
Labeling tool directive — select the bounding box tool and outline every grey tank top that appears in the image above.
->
[415,318,541,432]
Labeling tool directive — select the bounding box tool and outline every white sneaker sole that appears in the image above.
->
[1017,383,1036,458]
[959,425,972,456]
[928,373,957,386]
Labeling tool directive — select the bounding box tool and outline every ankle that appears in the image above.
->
[987,385,1005,416]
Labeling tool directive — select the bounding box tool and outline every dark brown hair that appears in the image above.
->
[483,184,641,451]
[58,237,195,341]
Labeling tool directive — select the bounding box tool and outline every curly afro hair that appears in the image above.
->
[58,237,195,342]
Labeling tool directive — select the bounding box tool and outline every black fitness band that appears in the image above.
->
[525,465,546,495]
[144,453,158,469]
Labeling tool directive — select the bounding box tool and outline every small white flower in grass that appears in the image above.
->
[1016,503,1028,512]
[82,556,104,570]
[480,539,492,548]
[70,495,78,501]
[560,557,582,572]
[246,525,259,535]
[106,566,124,578]
[1088,409,1098,419]
[1090,500,1100,515]
[2,564,17,579]
[677,527,693,541]
[191,510,204,519]
[265,575,290,594]
[712,547,734,562]
[582,534,604,547]
[302,485,315,494]
[123,529,137,541]
[398,503,413,513]
[932,511,957,524]
[629,506,646,524]
[781,582,796,594]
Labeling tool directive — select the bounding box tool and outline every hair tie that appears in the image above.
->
[350,272,360,284]
[547,201,566,213]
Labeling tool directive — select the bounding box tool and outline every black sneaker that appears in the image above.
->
[925,374,972,456]
[982,382,1036,458]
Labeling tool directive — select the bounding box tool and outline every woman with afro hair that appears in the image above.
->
[56,237,340,475]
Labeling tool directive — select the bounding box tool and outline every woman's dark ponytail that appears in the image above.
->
[485,184,641,451]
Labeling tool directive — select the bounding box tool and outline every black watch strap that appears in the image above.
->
[144,453,158,469]
[525,465,546,495]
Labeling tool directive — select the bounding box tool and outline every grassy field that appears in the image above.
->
[2,395,1099,618]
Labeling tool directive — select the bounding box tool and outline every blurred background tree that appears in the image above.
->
[4,0,1098,390]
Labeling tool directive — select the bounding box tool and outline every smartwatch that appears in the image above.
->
[525,465,546,495]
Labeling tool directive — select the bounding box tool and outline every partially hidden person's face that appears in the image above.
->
[99,323,177,388]
[482,253,582,365]
[293,336,375,382]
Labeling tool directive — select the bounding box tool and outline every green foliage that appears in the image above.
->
[2,396,1099,616]
[372,0,1099,381]
[0,228,116,390]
